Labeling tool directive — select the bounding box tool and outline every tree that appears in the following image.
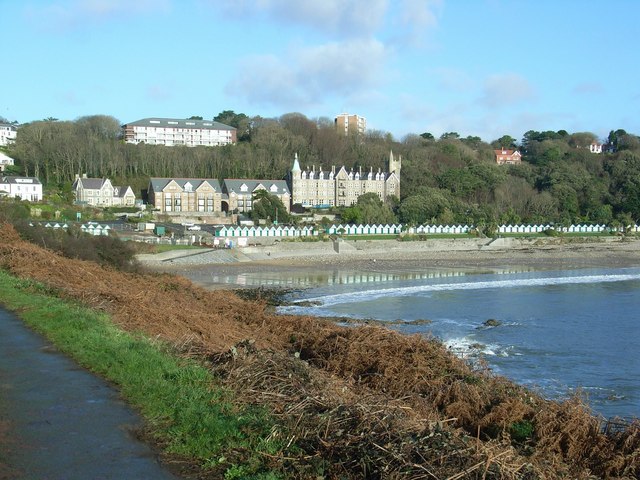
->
[356,192,397,225]
[568,132,597,148]
[398,188,452,225]
[76,115,121,140]
[491,134,517,149]
[440,132,460,140]
[188,116,203,120]
[342,193,397,225]
[420,132,435,141]
[462,136,484,149]
[250,189,290,224]
[214,110,252,141]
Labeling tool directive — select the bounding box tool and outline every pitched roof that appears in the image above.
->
[114,186,134,198]
[124,118,236,131]
[494,149,520,156]
[1,176,41,185]
[222,179,290,195]
[148,177,222,192]
[74,178,108,190]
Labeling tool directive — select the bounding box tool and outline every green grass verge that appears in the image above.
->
[0,270,282,479]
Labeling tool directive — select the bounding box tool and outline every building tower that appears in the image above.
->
[334,113,366,136]
[388,150,401,176]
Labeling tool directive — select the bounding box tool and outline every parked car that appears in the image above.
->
[187,225,201,231]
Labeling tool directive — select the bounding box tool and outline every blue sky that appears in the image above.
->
[3,0,639,143]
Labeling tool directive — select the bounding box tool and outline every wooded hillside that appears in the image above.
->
[6,113,640,227]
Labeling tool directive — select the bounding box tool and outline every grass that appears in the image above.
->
[0,271,282,479]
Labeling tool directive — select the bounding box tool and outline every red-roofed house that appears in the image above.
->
[494,148,522,165]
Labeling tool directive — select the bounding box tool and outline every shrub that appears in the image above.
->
[509,420,535,442]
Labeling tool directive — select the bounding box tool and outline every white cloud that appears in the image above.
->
[217,0,388,37]
[480,73,535,108]
[398,0,441,32]
[385,0,442,47]
[226,39,388,109]
[226,55,303,108]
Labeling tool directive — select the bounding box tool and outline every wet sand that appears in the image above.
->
[142,236,640,289]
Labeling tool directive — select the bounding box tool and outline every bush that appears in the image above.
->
[12,221,139,272]
[509,420,535,442]
[398,234,428,242]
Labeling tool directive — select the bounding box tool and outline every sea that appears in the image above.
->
[214,266,640,420]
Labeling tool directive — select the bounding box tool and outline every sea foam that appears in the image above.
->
[296,273,640,308]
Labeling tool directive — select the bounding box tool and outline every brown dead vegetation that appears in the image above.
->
[1,223,638,479]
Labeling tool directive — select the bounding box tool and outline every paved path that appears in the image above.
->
[0,308,181,480]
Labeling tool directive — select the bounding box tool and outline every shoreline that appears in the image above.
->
[139,236,640,289]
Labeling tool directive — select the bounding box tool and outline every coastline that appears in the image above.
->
[139,236,640,289]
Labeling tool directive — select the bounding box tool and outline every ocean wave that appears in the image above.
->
[444,337,509,358]
[296,273,640,307]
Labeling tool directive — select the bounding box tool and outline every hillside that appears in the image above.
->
[0,223,638,479]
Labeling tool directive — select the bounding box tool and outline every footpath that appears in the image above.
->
[0,308,181,480]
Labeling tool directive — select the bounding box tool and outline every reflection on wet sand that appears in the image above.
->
[204,266,535,289]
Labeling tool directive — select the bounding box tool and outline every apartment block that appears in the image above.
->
[123,118,236,147]
[334,113,366,136]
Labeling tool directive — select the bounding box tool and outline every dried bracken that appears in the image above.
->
[1,223,638,479]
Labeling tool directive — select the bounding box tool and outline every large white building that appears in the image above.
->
[72,175,136,207]
[289,151,400,208]
[0,123,17,146]
[123,118,237,147]
[0,176,43,202]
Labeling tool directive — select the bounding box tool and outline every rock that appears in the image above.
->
[483,318,502,327]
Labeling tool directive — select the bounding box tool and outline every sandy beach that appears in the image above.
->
[139,236,640,288]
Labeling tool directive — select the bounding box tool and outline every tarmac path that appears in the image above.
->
[0,308,181,480]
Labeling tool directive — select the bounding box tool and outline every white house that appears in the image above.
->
[0,176,43,201]
[0,152,14,172]
[589,142,603,154]
[0,124,17,147]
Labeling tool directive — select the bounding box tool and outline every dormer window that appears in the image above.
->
[184,182,193,192]
[240,183,248,192]
[270,184,278,192]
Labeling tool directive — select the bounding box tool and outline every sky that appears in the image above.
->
[3,0,640,143]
